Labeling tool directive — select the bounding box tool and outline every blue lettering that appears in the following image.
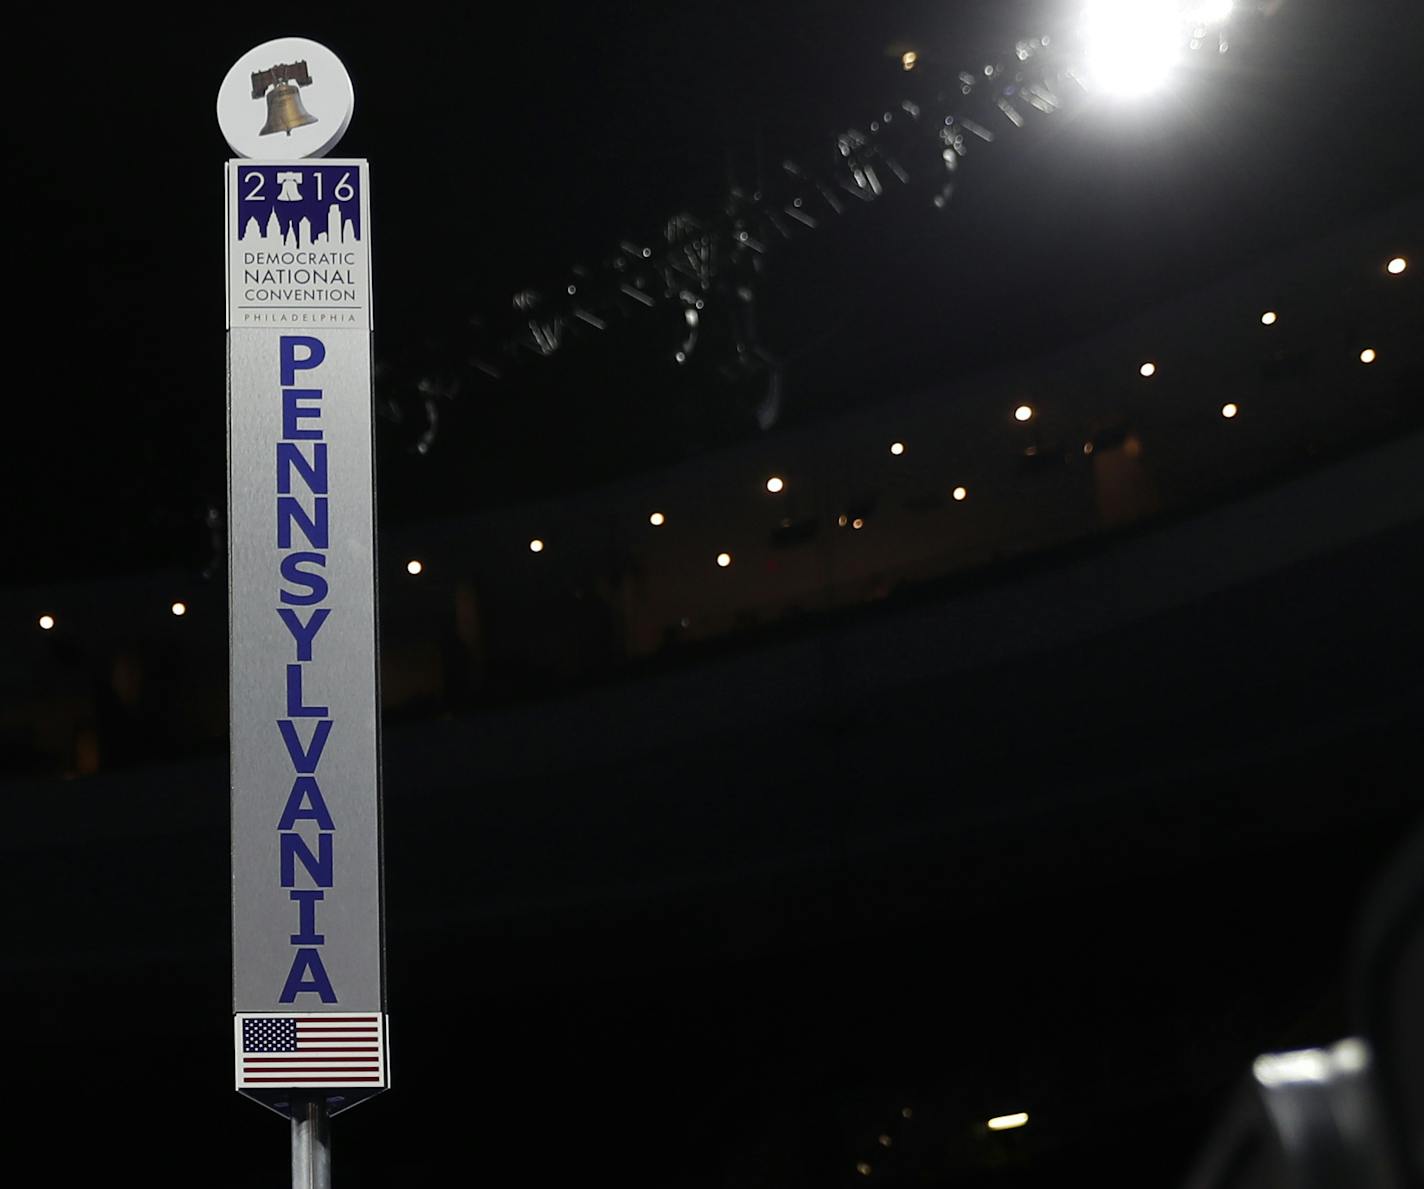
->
[277,442,328,495]
[279,947,337,1003]
[280,832,334,888]
[281,388,324,440]
[286,664,329,718]
[276,608,331,662]
[277,775,336,830]
[289,890,326,945]
[277,496,329,549]
[277,719,333,773]
[280,335,327,386]
[279,552,328,605]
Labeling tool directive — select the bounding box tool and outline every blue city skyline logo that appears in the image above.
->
[237,165,362,247]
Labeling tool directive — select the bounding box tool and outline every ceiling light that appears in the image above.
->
[987,1112,1029,1131]
[1015,405,1033,422]
[1260,310,1277,325]
[405,559,423,575]
[1359,348,1377,364]
[649,512,665,526]
[1221,402,1238,418]
[1082,0,1185,97]
[716,552,732,567]
[529,538,545,553]
[171,601,188,616]
[952,486,968,501]
[1139,361,1157,377]
[38,614,55,631]
[766,476,784,493]
[1387,257,1407,275]
[890,442,905,456]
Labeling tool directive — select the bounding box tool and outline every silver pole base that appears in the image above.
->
[291,1097,331,1189]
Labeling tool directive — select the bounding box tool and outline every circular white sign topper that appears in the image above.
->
[217,37,354,160]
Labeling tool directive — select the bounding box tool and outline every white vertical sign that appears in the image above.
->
[226,150,388,1110]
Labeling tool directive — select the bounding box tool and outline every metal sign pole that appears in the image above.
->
[218,38,389,1186]
[292,1097,333,1189]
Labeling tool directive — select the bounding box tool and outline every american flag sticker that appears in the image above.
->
[234,1013,388,1089]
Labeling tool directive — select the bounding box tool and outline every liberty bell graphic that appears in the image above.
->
[251,61,319,137]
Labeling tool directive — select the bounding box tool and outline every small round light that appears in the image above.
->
[716,552,732,568]
[856,1163,872,1177]
[952,486,968,501]
[1260,310,1277,326]
[901,1108,913,1120]
[1360,348,1377,364]
[1387,257,1407,275]
[1221,402,1238,419]
[765,476,784,493]
[529,538,545,553]
[1139,362,1156,378]
[649,511,665,526]
[38,614,55,631]
[837,514,848,527]
[901,50,918,71]
[890,442,905,456]
[1083,441,1095,455]
[852,518,865,530]
[171,601,187,616]
[406,559,423,575]
[877,1135,892,1148]
[1014,405,1033,422]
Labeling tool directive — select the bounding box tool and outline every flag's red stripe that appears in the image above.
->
[245,1057,379,1063]
[243,1077,383,1083]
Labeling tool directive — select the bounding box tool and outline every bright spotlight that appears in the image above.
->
[171,601,188,616]
[1082,0,1186,97]
[529,538,545,553]
[1221,402,1238,419]
[38,614,55,631]
[406,559,423,575]
[716,552,732,568]
[1387,257,1407,275]
[952,486,968,501]
[1015,404,1033,422]
[1260,310,1277,325]
[987,1112,1029,1131]
[1139,361,1157,377]
[889,442,905,456]
[649,511,665,526]
[766,476,785,493]
[1359,348,1377,364]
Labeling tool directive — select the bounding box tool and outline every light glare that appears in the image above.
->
[952,486,968,501]
[987,1112,1029,1131]
[406,559,423,575]
[1360,348,1377,364]
[716,552,732,567]
[901,51,918,71]
[766,476,784,493]
[1139,361,1157,377]
[171,601,188,616]
[1221,402,1238,419]
[890,441,905,456]
[529,538,545,553]
[1082,0,1184,97]
[1260,310,1277,325]
[649,511,665,526]
[1387,257,1407,275]
[1014,404,1033,422]
[38,614,55,631]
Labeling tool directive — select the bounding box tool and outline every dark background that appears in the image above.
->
[2,1,1423,1184]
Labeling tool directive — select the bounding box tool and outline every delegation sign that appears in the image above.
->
[226,155,388,1110]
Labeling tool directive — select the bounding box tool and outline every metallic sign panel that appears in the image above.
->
[227,161,385,1097]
